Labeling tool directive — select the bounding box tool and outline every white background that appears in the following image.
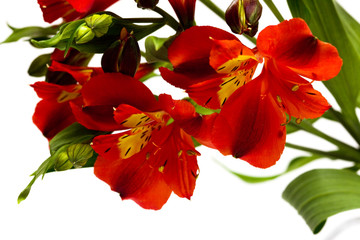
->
[1,0,360,239]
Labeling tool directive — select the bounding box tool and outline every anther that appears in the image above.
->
[291,85,299,92]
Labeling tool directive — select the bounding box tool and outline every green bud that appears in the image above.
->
[54,151,73,171]
[75,24,96,44]
[225,0,262,37]
[67,144,94,168]
[85,14,113,38]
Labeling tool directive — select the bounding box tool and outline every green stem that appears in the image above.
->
[199,0,257,45]
[327,108,360,146]
[152,7,181,31]
[199,0,225,20]
[288,120,360,160]
[262,0,284,22]
[285,143,360,163]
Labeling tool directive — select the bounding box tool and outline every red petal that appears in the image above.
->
[49,61,103,85]
[93,124,199,209]
[212,79,286,168]
[94,153,172,210]
[168,26,238,69]
[31,81,81,102]
[266,60,331,119]
[33,100,76,139]
[157,125,199,199]
[70,100,121,131]
[158,94,217,148]
[67,0,95,13]
[81,73,160,112]
[257,18,342,80]
[38,0,80,23]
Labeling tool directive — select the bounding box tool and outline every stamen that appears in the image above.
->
[291,85,299,92]
[178,150,183,158]
[146,152,150,160]
[276,95,282,103]
[295,118,302,124]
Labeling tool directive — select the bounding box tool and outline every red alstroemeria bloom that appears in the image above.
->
[72,74,201,209]
[168,0,197,29]
[38,0,119,23]
[160,26,259,109]
[161,19,342,168]
[32,62,102,139]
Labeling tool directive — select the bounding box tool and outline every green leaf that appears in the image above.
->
[49,122,107,154]
[18,123,106,203]
[222,155,321,183]
[287,0,360,143]
[27,53,52,77]
[2,25,58,44]
[283,169,360,234]
[144,36,171,63]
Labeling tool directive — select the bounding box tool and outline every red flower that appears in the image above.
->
[31,61,102,139]
[38,0,119,23]
[168,0,197,29]
[161,19,342,168]
[72,73,201,209]
[160,26,259,109]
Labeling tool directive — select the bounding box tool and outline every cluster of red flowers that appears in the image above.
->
[32,0,342,209]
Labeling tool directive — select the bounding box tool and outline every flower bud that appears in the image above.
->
[76,25,96,44]
[135,0,159,9]
[168,0,196,29]
[101,28,141,77]
[75,14,113,44]
[225,0,262,37]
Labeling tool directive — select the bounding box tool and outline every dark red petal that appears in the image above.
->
[266,60,331,119]
[49,61,103,85]
[81,73,160,112]
[70,99,121,131]
[257,18,342,80]
[212,79,286,168]
[33,100,76,139]
[38,0,80,23]
[168,26,238,69]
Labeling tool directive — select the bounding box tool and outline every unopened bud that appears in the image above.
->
[75,14,113,44]
[101,28,141,77]
[76,25,95,44]
[135,0,159,9]
[225,0,262,37]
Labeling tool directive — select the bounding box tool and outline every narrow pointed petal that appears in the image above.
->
[150,124,199,199]
[212,79,286,168]
[257,18,342,80]
[49,61,103,85]
[266,61,331,120]
[31,81,81,102]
